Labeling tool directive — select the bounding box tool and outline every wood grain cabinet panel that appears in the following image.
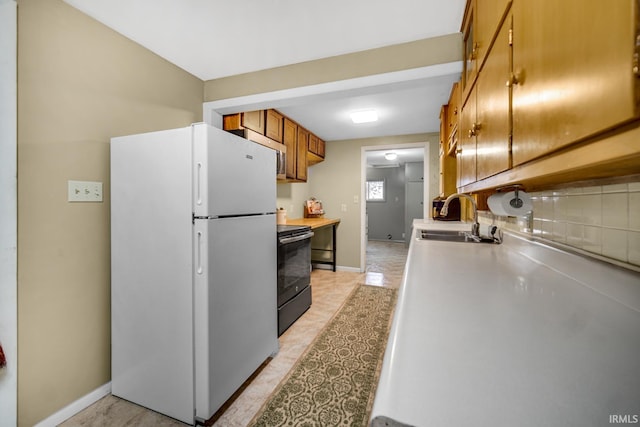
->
[475,11,511,180]
[222,110,265,134]
[511,0,639,166]
[265,109,283,143]
[316,138,325,157]
[283,118,298,180]
[308,133,318,155]
[458,86,478,187]
[461,0,511,98]
[296,127,309,182]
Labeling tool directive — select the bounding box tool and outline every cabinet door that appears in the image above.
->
[242,110,265,134]
[283,118,297,179]
[447,83,460,141]
[296,127,309,181]
[475,0,511,72]
[461,3,476,95]
[308,133,319,155]
[316,138,325,158]
[265,109,283,143]
[475,12,511,181]
[461,0,511,97]
[512,0,638,166]
[458,87,477,187]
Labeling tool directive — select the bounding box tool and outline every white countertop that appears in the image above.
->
[370,220,640,427]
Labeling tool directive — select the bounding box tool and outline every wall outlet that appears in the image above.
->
[68,180,103,202]
[341,204,347,212]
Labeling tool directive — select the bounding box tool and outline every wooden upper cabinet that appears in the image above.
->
[223,110,266,134]
[439,105,449,146]
[296,127,309,182]
[461,3,476,95]
[307,133,325,159]
[446,82,461,155]
[308,133,318,154]
[316,138,325,157]
[511,0,639,166]
[475,11,511,181]
[265,109,284,143]
[458,85,478,188]
[283,118,298,180]
[461,0,512,97]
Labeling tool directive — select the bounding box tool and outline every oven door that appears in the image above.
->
[277,231,313,307]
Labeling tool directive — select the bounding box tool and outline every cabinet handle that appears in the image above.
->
[506,73,520,87]
[468,123,481,137]
[471,43,479,60]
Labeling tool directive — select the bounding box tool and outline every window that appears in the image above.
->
[366,179,385,202]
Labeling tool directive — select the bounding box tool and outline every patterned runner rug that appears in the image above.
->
[249,284,398,427]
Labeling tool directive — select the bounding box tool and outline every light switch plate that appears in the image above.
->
[68,180,103,202]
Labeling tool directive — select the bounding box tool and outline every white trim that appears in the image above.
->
[0,2,17,427]
[33,382,111,427]
[202,62,462,121]
[312,264,360,273]
[336,265,361,273]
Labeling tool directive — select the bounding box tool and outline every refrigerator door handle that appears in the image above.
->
[196,231,203,275]
[196,162,203,207]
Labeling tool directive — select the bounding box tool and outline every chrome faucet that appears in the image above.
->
[440,193,480,237]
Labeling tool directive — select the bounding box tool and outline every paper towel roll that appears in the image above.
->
[487,191,532,216]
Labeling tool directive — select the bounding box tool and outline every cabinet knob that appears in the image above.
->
[506,73,520,87]
[471,43,479,60]
[468,123,481,137]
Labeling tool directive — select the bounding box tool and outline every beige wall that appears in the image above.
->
[17,1,203,425]
[204,34,461,101]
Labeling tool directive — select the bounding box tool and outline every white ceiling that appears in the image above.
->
[63,0,466,158]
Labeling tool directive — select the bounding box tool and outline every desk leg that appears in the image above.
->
[331,224,337,271]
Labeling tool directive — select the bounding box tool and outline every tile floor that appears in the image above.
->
[60,240,408,427]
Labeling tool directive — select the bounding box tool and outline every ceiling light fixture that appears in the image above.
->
[350,109,378,124]
[385,152,398,161]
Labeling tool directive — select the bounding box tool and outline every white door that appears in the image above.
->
[405,181,424,244]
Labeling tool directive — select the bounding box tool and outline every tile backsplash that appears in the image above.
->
[479,180,640,269]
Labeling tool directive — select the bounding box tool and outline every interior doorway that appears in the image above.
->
[360,142,432,271]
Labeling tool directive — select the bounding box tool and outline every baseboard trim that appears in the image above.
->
[34,382,111,427]
[312,264,361,273]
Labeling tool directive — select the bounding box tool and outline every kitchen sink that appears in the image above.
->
[418,229,501,244]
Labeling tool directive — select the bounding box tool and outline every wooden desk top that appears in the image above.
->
[284,217,340,229]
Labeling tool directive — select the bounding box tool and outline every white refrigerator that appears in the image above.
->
[110,123,279,424]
